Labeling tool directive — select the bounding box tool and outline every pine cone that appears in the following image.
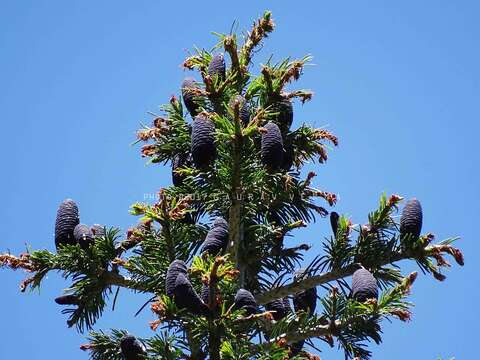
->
[230,95,250,126]
[181,77,201,117]
[172,152,193,186]
[293,288,317,317]
[281,138,294,171]
[400,198,423,242]
[233,289,257,316]
[174,273,209,316]
[265,297,290,321]
[73,224,94,250]
[208,53,226,81]
[200,283,210,304]
[293,269,317,316]
[54,199,80,249]
[120,335,146,360]
[91,224,105,237]
[200,217,229,255]
[54,294,80,305]
[269,96,293,133]
[165,260,188,297]
[282,297,292,314]
[179,212,195,225]
[351,268,378,302]
[330,211,339,238]
[213,216,228,229]
[191,114,216,169]
[266,211,283,226]
[290,340,304,356]
[261,122,284,170]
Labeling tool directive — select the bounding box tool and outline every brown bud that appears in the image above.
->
[150,319,161,331]
[387,194,403,207]
[80,344,94,351]
[390,309,411,322]
[141,144,157,157]
[432,271,446,281]
[170,95,179,106]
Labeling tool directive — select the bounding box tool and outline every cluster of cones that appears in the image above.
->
[171,51,296,186]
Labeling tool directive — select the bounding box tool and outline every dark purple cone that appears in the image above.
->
[91,224,105,237]
[282,297,292,314]
[165,260,188,297]
[208,53,226,81]
[201,217,229,255]
[55,199,80,249]
[191,114,216,169]
[120,335,146,360]
[54,294,80,305]
[265,298,290,321]
[281,138,294,171]
[293,269,317,317]
[290,340,304,356]
[172,152,193,186]
[266,211,282,226]
[330,211,340,238]
[179,212,195,225]
[400,198,423,241]
[200,283,210,304]
[351,268,378,302]
[270,97,293,132]
[182,77,201,117]
[293,288,317,317]
[174,273,209,315]
[261,122,284,170]
[73,224,94,249]
[230,95,250,126]
[233,289,257,316]
[213,216,228,230]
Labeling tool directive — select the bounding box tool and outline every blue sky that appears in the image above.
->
[1,1,478,359]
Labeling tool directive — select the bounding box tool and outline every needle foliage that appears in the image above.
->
[1,11,464,360]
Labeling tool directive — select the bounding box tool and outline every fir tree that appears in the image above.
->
[0,11,464,359]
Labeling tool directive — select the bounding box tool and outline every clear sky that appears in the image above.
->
[1,1,478,359]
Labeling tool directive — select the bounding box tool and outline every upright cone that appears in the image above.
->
[173,273,209,316]
[400,198,423,242]
[233,289,257,316]
[351,268,378,302]
[172,152,193,186]
[200,217,229,255]
[265,297,290,321]
[54,199,80,249]
[261,122,283,170]
[182,77,202,117]
[120,335,146,360]
[293,269,317,316]
[269,96,293,133]
[191,114,216,169]
[330,211,339,238]
[165,260,188,298]
[73,224,94,249]
[208,53,226,81]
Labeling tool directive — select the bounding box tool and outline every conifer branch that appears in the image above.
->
[240,11,275,67]
[254,242,463,305]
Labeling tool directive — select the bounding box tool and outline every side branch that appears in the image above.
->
[276,321,336,345]
[240,11,275,66]
[0,252,152,295]
[254,243,463,304]
[249,321,337,354]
